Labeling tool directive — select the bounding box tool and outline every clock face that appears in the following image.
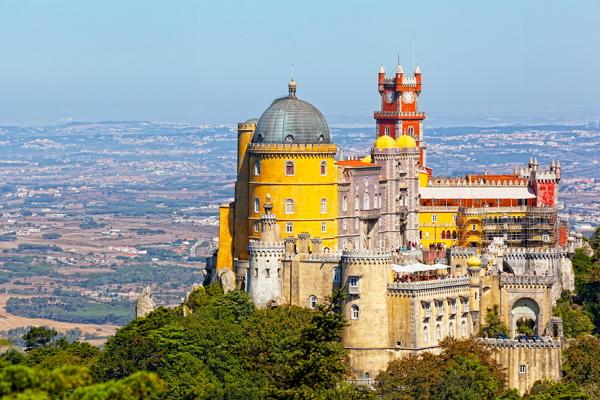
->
[385,91,396,104]
[403,91,415,103]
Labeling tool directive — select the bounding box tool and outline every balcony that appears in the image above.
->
[451,306,458,315]
[374,111,425,119]
[424,309,432,318]
[348,285,360,294]
[359,208,380,220]
[463,304,470,313]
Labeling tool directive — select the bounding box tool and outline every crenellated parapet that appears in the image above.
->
[248,240,285,257]
[387,276,470,293]
[450,247,477,258]
[341,249,392,265]
[500,274,554,288]
[248,143,337,157]
[504,247,567,260]
[306,252,342,262]
[478,337,561,349]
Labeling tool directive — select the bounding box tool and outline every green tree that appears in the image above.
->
[69,371,165,400]
[376,337,510,400]
[562,336,600,390]
[480,305,509,338]
[523,380,588,400]
[516,318,536,335]
[553,293,594,338]
[22,327,57,351]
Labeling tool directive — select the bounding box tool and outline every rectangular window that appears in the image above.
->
[285,161,294,176]
[254,221,260,232]
[519,364,527,374]
[254,198,260,213]
[453,215,457,223]
[321,222,326,233]
[286,222,293,234]
[348,276,359,293]
[432,214,438,223]
[342,221,348,232]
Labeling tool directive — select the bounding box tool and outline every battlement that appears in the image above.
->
[342,249,392,264]
[306,252,342,262]
[504,247,566,259]
[238,122,256,130]
[248,143,337,155]
[499,275,554,288]
[387,275,470,292]
[429,176,528,187]
[248,240,285,256]
[478,337,561,349]
[450,247,477,257]
[374,111,425,119]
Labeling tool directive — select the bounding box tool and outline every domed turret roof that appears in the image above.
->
[374,135,398,149]
[466,255,482,268]
[397,134,417,148]
[252,81,330,145]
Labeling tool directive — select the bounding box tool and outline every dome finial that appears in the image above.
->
[288,79,297,97]
[288,64,297,97]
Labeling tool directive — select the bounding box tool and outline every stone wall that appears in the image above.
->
[480,338,562,395]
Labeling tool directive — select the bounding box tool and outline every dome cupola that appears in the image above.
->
[252,80,331,144]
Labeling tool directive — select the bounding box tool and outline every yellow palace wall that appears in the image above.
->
[419,208,528,248]
[247,143,339,251]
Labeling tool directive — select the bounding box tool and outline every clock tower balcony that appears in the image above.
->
[374,111,426,120]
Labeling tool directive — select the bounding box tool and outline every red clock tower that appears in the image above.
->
[374,64,427,166]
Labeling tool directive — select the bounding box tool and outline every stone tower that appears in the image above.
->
[341,249,392,378]
[247,194,285,308]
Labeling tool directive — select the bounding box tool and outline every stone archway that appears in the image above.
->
[511,298,540,337]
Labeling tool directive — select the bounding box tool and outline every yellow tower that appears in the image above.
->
[234,120,256,261]
[247,80,338,251]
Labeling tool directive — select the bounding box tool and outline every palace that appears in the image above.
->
[209,63,576,394]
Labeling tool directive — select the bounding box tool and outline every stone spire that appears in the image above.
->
[379,64,385,74]
[396,63,404,74]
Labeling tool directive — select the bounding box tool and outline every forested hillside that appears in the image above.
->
[0,227,598,399]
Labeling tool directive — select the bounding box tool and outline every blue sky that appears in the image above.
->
[0,0,598,126]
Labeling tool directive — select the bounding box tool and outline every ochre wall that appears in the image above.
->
[216,204,234,270]
[248,144,338,252]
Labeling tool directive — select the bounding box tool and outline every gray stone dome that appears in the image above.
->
[252,83,330,144]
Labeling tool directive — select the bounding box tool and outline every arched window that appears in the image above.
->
[436,324,441,341]
[285,161,295,176]
[441,231,446,240]
[284,198,295,214]
[320,160,327,176]
[461,320,467,337]
[332,267,341,283]
[351,304,359,320]
[355,195,360,211]
[419,230,423,239]
[254,160,260,176]
[343,195,348,212]
[363,192,370,210]
[253,198,260,213]
[423,326,429,343]
[407,125,415,136]
[309,295,317,309]
[320,199,327,214]
[449,322,455,337]
[452,231,457,239]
